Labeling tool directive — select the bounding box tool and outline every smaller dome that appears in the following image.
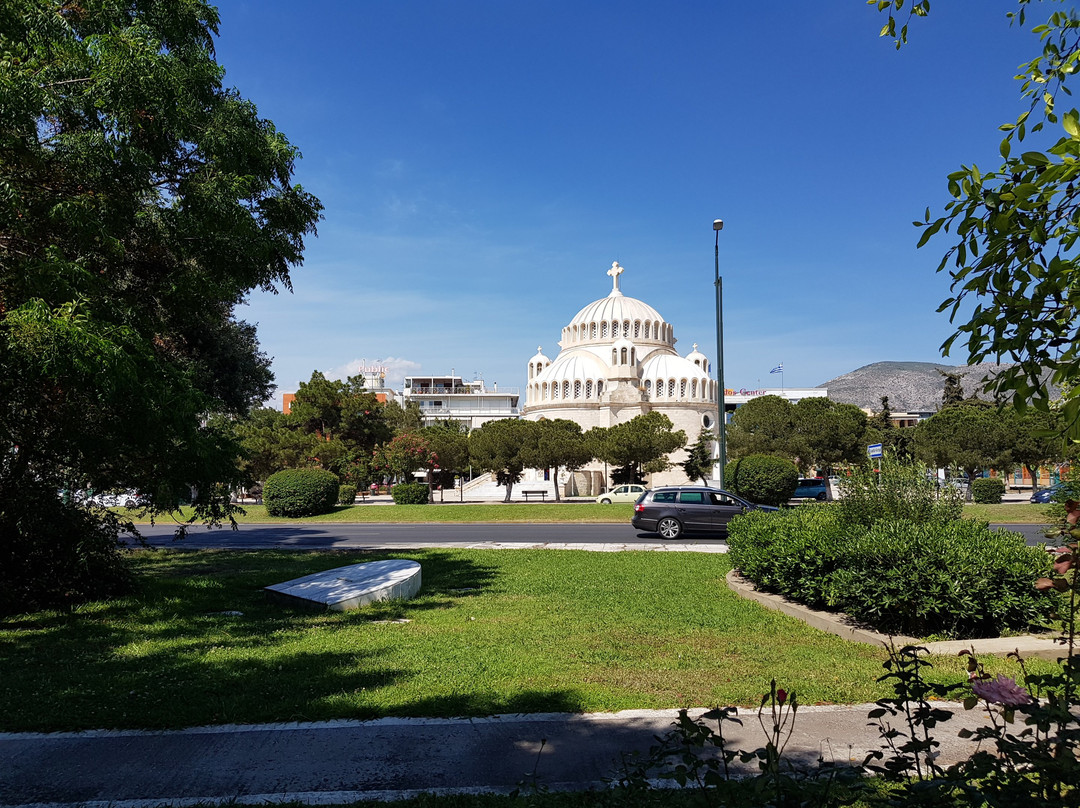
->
[686,342,709,371]
[536,351,607,385]
[530,345,550,364]
[641,353,710,381]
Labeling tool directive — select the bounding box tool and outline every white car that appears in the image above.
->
[595,484,647,504]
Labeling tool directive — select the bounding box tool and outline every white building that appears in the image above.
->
[403,375,519,430]
[521,261,721,490]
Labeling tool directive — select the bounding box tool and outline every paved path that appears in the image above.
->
[1,704,1002,808]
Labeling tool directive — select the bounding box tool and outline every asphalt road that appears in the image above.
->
[128,521,1050,549]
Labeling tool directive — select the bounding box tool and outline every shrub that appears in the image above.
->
[728,499,1057,639]
[727,506,855,608]
[723,455,798,506]
[391,482,429,505]
[337,484,357,505]
[263,469,339,517]
[0,482,135,615]
[826,519,1055,639]
[971,477,1006,504]
[835,457,961,528]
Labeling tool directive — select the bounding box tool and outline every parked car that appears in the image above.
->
[631,486,778,539]
[596,484,647,504]
[1031,483,1066,504]
[793,477,828,501]
[76,489,146,508]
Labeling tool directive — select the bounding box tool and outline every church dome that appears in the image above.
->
[560,262,673,348]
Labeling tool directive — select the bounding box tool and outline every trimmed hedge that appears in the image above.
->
[391,482,429,505]
[971,477,1006,504]
[724,455,798,506]
[263,468,339,517]
[337,484,357,505]
[727,506,1056,639]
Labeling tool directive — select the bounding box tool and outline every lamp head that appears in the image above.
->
[713,219,724,231]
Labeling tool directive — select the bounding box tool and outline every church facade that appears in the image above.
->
[520,261,719,490]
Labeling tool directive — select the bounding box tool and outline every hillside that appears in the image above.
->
[817,361,1017,413]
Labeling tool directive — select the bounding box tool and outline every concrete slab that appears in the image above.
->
[264,559,421,611]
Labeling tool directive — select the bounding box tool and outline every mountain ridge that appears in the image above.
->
[817,361,1016,412]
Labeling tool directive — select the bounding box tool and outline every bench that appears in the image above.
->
[521,490,548,502]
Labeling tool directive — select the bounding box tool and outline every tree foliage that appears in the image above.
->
[681,428,715,485]
[588,412,685,484]
[468,418,539,501]
[0,1,322,610]
[914,402,1014,483]
[526,418,591,501]
[877,1,1080,429]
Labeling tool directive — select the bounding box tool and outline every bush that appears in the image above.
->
[971,477,1006,504]
[827,519,1055,638]
[727,506,854,609]
[727,498,1057,639]
[0,482,134,615]
[337,484,357,505]
[835,457,962,528]
[391,482,429,505]
[724,455,798,506]
[263,469,339,517]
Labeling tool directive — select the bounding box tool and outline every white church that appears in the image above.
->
[520,261,722,492]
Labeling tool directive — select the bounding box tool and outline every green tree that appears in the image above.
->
[383,400,424,435]
[914,403,1013,490]
[939,370,965,408]
[589,412,685,485]
[877,2,1080,429]
[790,398,869,473]
[526,418,592,502]
[235,407,320,482]
[0,1,322,611]
[725,395,796,461]
[1008,405,1069,487]
[287,371,391,477]
[468,419,539,502]
[420,420,470,490]
[682,428,716,485]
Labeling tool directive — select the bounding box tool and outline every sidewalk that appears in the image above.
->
[1,704,1002,808]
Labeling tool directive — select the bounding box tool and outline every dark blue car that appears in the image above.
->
[1031,483,1065,503]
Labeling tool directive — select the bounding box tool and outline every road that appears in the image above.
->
[128,521,1050,549]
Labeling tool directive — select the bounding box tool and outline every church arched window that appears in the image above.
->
[634,321,641,338]
[630,348,636,365]
[680,379,687,398]
[644,379,651,396]
[611,348,618,365]
[574,380,582,399]
[619,347,626,364]
[585,379,593,399]
[597,380,604,396]
[668,379,676,397]
[600,321,608,339]
[562,380,570,399]
[590,322,597,339]
[691,379,698,398]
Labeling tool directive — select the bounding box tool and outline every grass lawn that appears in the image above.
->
[0,548,1050,733]
[962,502,1054,524]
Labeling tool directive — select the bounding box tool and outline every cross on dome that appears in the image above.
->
[607,261,624,296]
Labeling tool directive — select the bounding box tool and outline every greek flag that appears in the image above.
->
[770,363,783,374]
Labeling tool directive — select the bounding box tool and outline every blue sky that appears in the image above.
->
[212,1,1054,403]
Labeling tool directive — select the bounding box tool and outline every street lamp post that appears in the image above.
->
[713,219,726,490]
